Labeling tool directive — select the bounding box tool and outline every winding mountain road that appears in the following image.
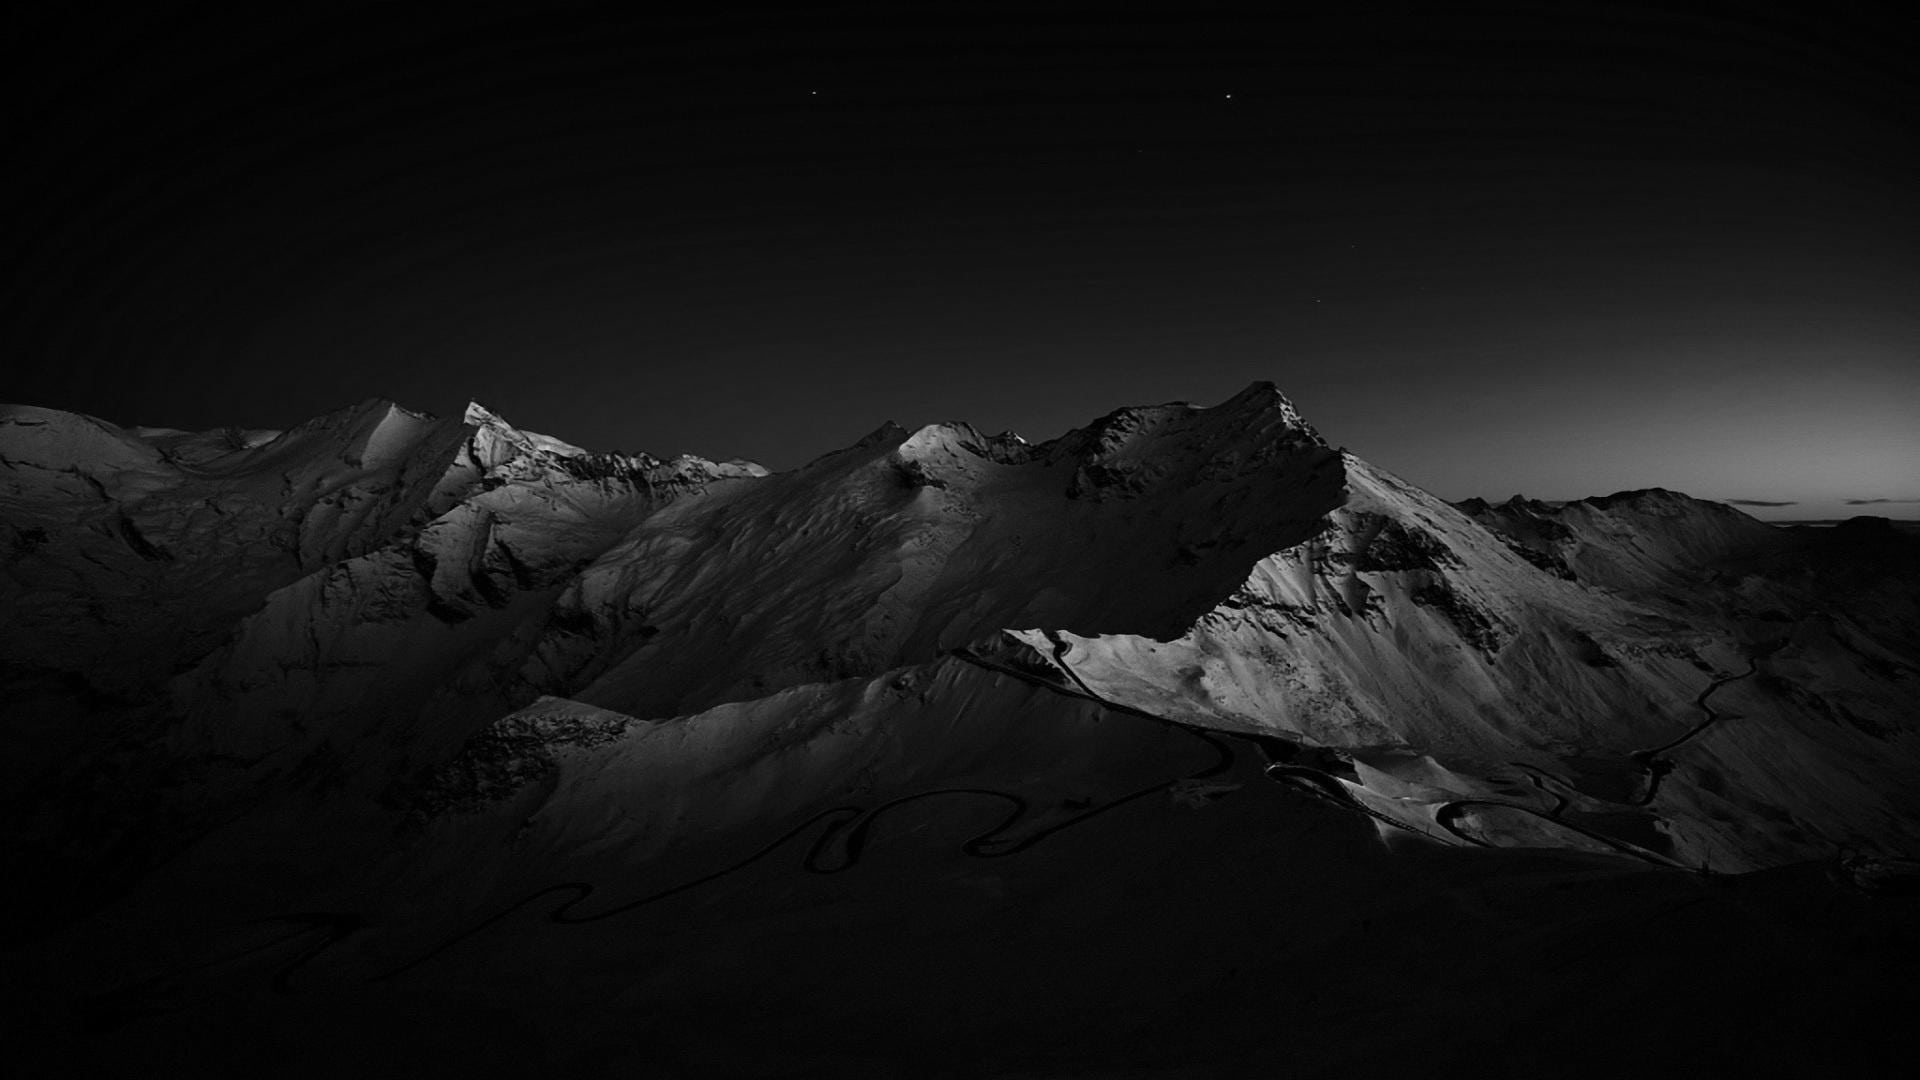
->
[207,637,1784,993]
[1631,644,1780,806]
[1508,762,1570,818]
[368,642,1236,984]
[1433,642,1784,861]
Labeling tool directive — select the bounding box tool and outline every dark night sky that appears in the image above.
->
[5,3,1916,517]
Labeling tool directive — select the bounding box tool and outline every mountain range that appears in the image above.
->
[5,384,1916,1076]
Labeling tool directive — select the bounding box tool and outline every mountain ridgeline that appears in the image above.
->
[4,384,1916,1074]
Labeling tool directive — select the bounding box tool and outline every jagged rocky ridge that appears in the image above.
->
[5,385,1918,1074]
[6,383,1918,878]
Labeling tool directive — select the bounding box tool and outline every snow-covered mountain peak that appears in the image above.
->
[1576,487,1761,522]
[844,419,913,452]
[1023,381,1334,506]
[8,382,1917,1073]
[891,420,1029,469]
[449,401,765,496]
[461,400,590,469]
[0,403,168,473]
[1220,377,1322,436]
[1459,485,1789,592]
[6,384,1918,955]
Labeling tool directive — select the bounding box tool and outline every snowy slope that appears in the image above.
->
[511,382,1343,723]
[1,399,469,689]
[1023,455,1920,872]
[5,383,1918,1073]
[1458,488,1791,592]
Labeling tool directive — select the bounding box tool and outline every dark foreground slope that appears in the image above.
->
[4,387,1917,1076]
